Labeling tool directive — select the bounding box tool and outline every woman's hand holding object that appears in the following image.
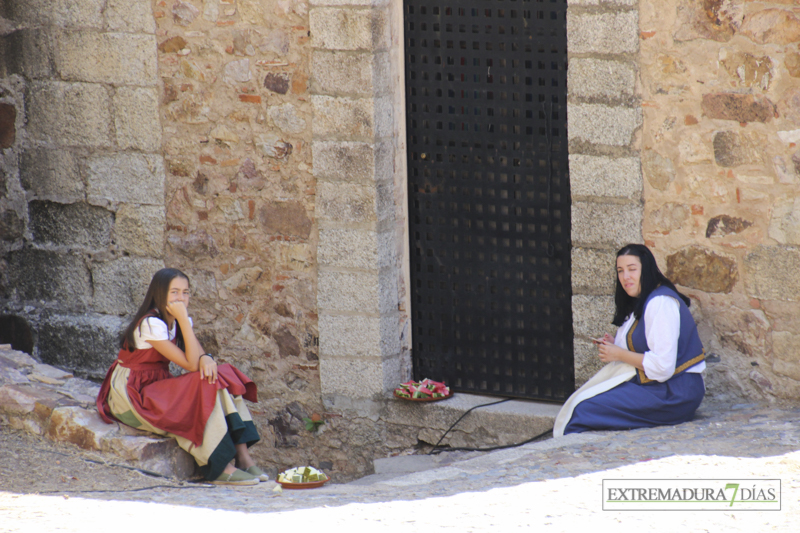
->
[597,341,624,363]
[591,333,614,345]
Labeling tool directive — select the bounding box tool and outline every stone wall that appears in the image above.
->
[0,0,164,376]
[153,0,327,475]
[0,0,413,483]
[153,0,411,481]
[639,0,800,400]
[310,0,411,406]
[567,0,643,385]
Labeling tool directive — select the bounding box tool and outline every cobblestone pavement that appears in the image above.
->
[2,399,799,532]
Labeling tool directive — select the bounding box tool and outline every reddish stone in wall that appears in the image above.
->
[192,171,209,195]
[163,82,179,104]
[0,103,16,149]
[259,202,312,239]
[720,51,773,90]
[786,53,800,78]
[264,73,290,95]
[167,230,219,259]
[778,87,800,127]
[235,159,266,191]
[239,94,262,104]
[649,202,690,233]
[702,93,776,123]
[292,72,308,94]
[666,246,738,293]
[158,36,188,53]
[275,302,293,318]
[273,327,301,357]
[740,8,800,45]
[172,1,199,26]
[713,131,762,167]
[674,0,743,42]
[706,215,753,238]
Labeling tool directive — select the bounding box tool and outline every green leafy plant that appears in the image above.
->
[303,413,324,432]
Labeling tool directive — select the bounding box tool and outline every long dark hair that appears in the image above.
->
[120,268,189,351]
[612,244,690,326]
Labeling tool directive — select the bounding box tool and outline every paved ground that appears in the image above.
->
[1,399,799,532]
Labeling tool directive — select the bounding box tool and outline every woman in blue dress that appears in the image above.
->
[554,244,706,436]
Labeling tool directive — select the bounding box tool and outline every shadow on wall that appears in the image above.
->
[0,314,34,354]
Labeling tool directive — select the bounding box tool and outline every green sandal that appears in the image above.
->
[211,468,259,486]
[245,466,270,482]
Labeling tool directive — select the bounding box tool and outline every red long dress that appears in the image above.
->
[96,322,259,479]
[96,344,257,446]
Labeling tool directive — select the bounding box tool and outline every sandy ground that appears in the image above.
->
[0,428,190,495]
[1,423,798,533]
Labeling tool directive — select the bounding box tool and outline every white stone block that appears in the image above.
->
[310,7,389,51]
[312,51,390,95]
[572,247,617,295]
[572,295,615,338]
[568,104,642,147]
[569,154,642,199]
[55,32,158,86]
[87,153,165,206]
[313,141,392,182]
[318,313,400,358]
[318,270,381,313]
[91,258,165,315]
[568,58,636,100]
[571,201,643,247]
[28,81,113,147]
[113,87,162,152]
[319,356,401,397]
[115,204,166,258]
[106,0,157,33]
[567,11,639,55]
[6,0,105,27]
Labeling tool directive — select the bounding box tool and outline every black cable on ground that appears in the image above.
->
[428,427,553,454]
[427,398,554,455]
[429,398,511,452]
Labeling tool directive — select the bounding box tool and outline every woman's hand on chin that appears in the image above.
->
[166,301,189,322]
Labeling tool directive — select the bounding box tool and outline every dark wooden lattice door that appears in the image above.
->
[404,0,573,401]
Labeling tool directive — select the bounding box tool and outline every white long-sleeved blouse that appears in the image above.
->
[613,295,706,383]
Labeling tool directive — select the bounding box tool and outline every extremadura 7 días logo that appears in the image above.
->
[602,479,781,511]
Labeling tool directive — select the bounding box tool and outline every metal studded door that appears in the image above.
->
[405,0,573,401]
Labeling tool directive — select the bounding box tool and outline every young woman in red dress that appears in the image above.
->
[97,268,268,485]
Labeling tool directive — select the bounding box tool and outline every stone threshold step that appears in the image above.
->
[383,392,561,450]
[325,390,561,468]
[0,346,196,479]
[345,395,563,486]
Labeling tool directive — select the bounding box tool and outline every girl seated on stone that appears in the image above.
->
[96,268,268,485]
[554,244,706,436]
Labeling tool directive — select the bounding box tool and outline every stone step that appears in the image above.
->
[343,393,560,486]
[382,391,561,449]
[0,345,197,479]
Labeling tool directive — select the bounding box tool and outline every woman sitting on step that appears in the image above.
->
[96,268,268,485]
[554,244,706,436]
